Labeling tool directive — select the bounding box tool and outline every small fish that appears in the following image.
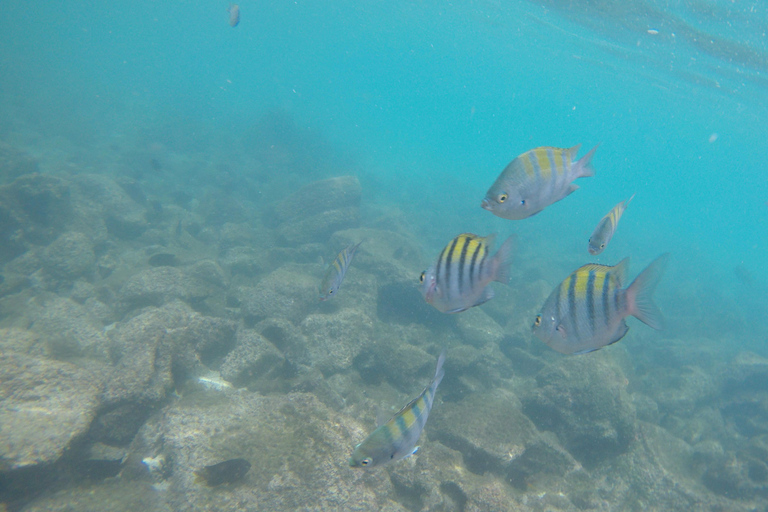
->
[420,233,514,313]
[228,4,240,27]
[197,374,233,391]
[588,194,635,255]
[533,253,669,355]
[319,242,362,301]
[350,350,446,469]
[482,145,598,220]
[195,458,251,486]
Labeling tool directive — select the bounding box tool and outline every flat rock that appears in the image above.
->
[30,296,110,361]
[40,232,96,280]
[0,352,102,469]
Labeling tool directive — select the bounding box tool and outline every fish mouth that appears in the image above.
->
[480,199,492,211]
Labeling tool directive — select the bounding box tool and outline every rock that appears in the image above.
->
[456,308,505,348]
[72,173,147,239]
[219,329,285,389]
[522,356,636,468]
[274,176,361,244]
[19,479,167,512]
[40,232,96,280]
[95,301,235,445]
[255,317,309,364]
[0,327,40,354]
[0,352,102,469]
[30,297,110,361]
[301,308,373,376]
[431,388,580,487]
[0,173,71,263]
[352,329,435,390]
[126,392,386,512]
[0,141,38,183]
[238,265,317,324]
[118,266,222,312]
[217,246,269,278]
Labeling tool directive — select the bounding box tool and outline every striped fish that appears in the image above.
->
[420,233,514,314]
[349,350,446,469]
[482,145,598,220]
[588,194,635,255]
[319,242,361,301]
[533,253,670,355]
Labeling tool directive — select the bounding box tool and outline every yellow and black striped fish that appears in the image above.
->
[319,242,361,301]
[588,194,635,255]
[349,350,445,469]
[533,254,669,355]
[420,233,514,314]
[482,145,597,220]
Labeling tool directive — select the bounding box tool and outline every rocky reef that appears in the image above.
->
[0,137,766,512]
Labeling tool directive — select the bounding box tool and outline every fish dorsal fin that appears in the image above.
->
[613,257,630,287]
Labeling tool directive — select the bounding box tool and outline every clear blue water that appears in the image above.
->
[1,0,768,508]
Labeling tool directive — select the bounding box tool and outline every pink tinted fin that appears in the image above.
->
[492,235,516,284]
[574,144,599,178]
[613,257,630,287]
[626,253,670,330]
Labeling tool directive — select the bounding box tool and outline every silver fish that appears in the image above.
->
[319,242,362,301]
[482,145,598,220]
[420,233,514,314]
[532,253,669,355]
[588,194,635,255]
[228,4,240,27]
[350,350,445,469]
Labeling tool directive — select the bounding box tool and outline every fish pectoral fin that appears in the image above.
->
[556,324,568,339]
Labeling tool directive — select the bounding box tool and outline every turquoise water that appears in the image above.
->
[1,1,768,510]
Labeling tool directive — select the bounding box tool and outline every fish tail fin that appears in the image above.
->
[492,235,516,284]
[626,253,670,330]
[575,144,599,178]
[431,350,446,391]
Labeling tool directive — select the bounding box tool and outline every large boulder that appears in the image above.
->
[0,352,102,469]
[522,356,636,468]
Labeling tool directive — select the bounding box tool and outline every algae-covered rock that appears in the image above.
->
[96,301,235,445]
[127,391,387,512]
[30,296,110,361]
[40,231,96,280]
[456,308,505,348]
[275,175,361,244]
[522,356,636,468]
[0,173,71,263]
[302,308,373,376]
[72,173,147,239]
[0,352,102,469]
[220,329,285,388]
[431,388,579,487]
[118,266,222,312]
[239,265,317,324]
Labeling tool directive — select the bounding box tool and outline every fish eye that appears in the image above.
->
[534,315,541,327]
[520,199,526,206]
[361,458,372,466]
[600,244,605,249]
[498,193,508,203]
[328,289,334,294]
[419,271,425,283]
